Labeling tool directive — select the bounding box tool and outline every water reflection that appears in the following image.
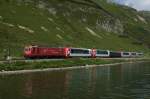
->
[0,62,150,99]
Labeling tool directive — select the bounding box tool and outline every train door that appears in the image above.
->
[91,49,96,58]
[64,48,70,58]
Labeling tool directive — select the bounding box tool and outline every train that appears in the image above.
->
[24,45,144,59]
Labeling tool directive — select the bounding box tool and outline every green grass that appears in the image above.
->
[0,58,147,71]
[0,0,149,58]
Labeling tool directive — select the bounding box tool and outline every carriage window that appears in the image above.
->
[110,52,121,55]
[123,52,129,55]
[139,53,143,55]
[97,50,108,54]
[131,53,136,55]
[71,49,90,54]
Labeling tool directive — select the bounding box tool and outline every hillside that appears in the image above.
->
[0,0,150,58]
[140,11,150,25]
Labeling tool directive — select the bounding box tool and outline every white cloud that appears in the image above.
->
[111,0,150,11]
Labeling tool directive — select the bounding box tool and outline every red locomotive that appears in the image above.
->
[24,45,70,59]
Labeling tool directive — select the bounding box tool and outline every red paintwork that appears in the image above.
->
[24,46,70,58]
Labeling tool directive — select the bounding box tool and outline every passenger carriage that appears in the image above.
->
[121,52,131,58]
[130,52,137,57]
[136,52,144,57]
[94,49,110,58]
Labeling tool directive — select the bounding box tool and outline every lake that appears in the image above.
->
[0,62,150,99]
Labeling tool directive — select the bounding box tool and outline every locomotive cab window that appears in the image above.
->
[25,48,30,51]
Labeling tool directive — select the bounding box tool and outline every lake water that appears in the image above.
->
[0,62,150,99]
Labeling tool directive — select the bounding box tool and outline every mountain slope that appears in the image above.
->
[0,0,149,57]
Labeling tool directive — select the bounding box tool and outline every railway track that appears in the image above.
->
[0,59,65,63]
[0,58,149,64]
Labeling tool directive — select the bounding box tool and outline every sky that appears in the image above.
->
[111,0,150,11]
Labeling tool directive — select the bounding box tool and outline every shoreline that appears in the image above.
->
[0,60,149,75]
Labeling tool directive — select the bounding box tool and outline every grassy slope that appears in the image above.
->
[97,0,150,46]
[0,0,149,58]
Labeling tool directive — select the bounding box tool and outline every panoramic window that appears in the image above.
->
[71,49,89,54]
[97,50,108,54]
[123,52,129,55]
